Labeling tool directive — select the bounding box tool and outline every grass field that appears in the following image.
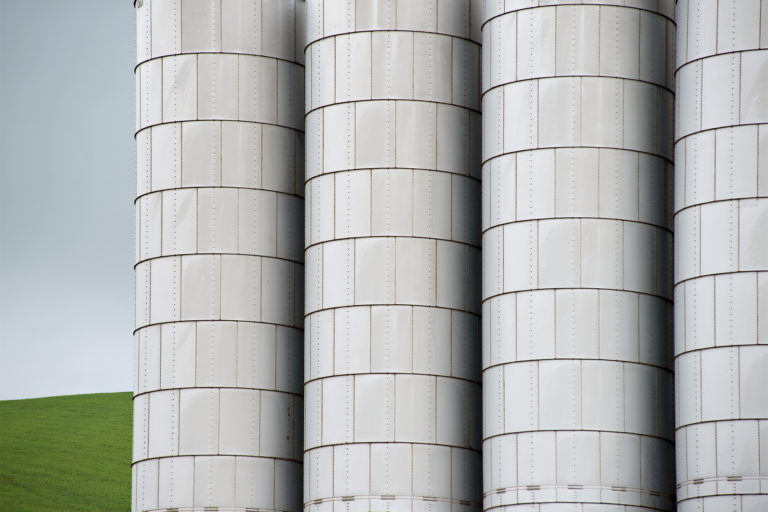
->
[0,392,132,512]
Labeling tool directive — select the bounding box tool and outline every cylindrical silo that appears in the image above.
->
[674,1,768,510]
[481,1,676,510]
[132,1,305,511]
[303,1,483,511]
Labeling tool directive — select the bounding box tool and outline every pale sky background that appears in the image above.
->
[0,0,136,400]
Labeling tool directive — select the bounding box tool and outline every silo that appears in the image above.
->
[132,1,305,510]
[674,1,768,510]
[481,1,676,510]
[303,1,483,510]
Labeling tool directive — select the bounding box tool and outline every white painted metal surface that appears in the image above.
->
[132,1,305,510]
[128,1,768,510]
[480,1,676,510]
[303,1,483,511]
[674,1,768,510]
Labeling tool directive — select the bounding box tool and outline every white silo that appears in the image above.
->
[303,1,484,510]
[674,0,768,510]
[132,1,305,510]
[481,1,676,510]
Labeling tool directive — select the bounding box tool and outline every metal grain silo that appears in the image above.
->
[303,0,483,510]
[481,1,676,510]
[674,1,768,510]
[132,0,305,510]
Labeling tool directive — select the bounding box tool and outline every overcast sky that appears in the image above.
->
[0,0,135,400]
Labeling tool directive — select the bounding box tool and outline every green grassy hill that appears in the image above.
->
[0,392,132,512]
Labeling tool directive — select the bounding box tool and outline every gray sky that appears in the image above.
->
[0,0,136,400]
